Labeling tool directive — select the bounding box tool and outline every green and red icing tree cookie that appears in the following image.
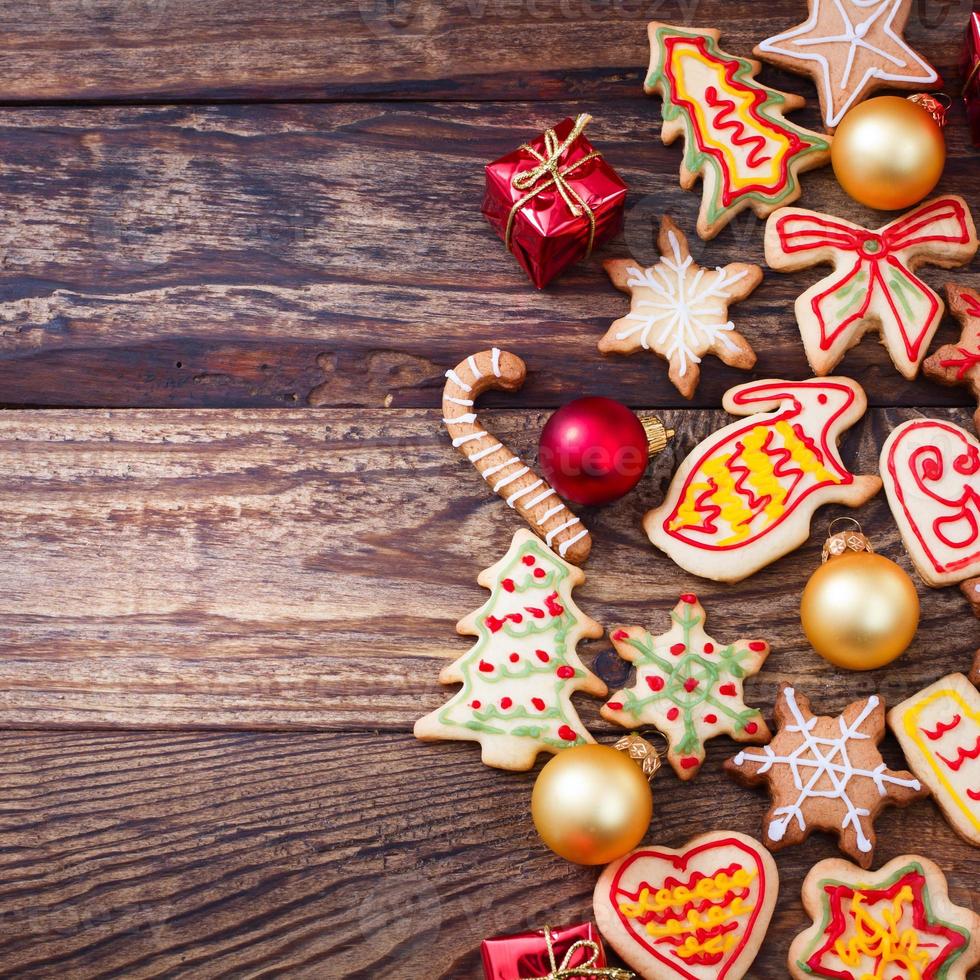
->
[414,529,606,771]
[601,595,770,779]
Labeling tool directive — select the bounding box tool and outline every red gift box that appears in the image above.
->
[963,11,980,144]
[482,114,628,288]
[481,922,630,980]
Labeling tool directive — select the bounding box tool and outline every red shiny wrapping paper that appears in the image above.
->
[481,922,608,979]
[482,118,627,288]
[964,11,980,144]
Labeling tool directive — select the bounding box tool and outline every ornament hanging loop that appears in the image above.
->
[614,732,667,780]
[821,517,874,564]
[638,415,674,456]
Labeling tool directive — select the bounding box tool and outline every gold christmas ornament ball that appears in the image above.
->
[801,551,920,670]
[831,96,945,211]
[531,744,652,865]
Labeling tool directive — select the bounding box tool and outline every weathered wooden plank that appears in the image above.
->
[0,0,968,103]
[0,407,973,730]
[0,102,976,410]
[0,730,973,978]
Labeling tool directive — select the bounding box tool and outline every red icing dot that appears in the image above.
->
[720,683,737,697]
[500,697,512,709]
[684,677,699,693]
[646,675,665,692]
[509,653,519,663]
[606,702,623,711]
[703,642,714,654]
[558,725,577,741]
[544,593,564,617]
[471,700,481,709]
[486,616,503,634]
[680,757,700,769]
[670,643,686,656]
[680,593,697,604]
[522,555,535,566]
[817,393,828,404]
[557,666,574,679]
[704,713,717,724]
[535,650,550,663]
[532,697,546,711]
[501,578,515,593]
[745,721,759,735]
[478,660,494,673]
[525,606,545,619]
[748,641,767,652]
[613,629,629,642]
[533,568,546,579]
[667,707,680,721]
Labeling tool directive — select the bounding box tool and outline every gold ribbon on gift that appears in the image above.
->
[504,113,602,257]
[519,925,635,980]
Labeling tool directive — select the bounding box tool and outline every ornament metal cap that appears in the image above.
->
[614,732,666,780]
[907,92,951,129]
[821,516,874,564]
[639,415,674,456]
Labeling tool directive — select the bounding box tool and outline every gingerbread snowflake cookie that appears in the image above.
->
[725,686,926,867]
[602,595,770,780]
[600,218,761,398]
[789,855,980,980]
[414,529,606,771]
[645,23,831,240]
[924,283,980,435]
[755,0,941,130]
[765,196,978,379]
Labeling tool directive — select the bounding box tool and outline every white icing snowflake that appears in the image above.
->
[615,230,748,378]
[732,688,921,854]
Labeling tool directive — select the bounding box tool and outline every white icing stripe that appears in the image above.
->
[466,354,482,379]
[507,479,543,507]
[558,527,589,556]
[493,467,529,492]
[452,432,485,447]
[444,396,473,407]
[491,348,502,377]
[444,369,472,392]
[526,487,557,508]
[539,503,565,523]
[545,517,580,545]
[482,457,519,479]
[469,442,502,462]
[443,413,477,425]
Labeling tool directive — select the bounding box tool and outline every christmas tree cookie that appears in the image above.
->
[602,595,770,780]
[644,23,831,240]
[924,283,980,435]
[414,529,606,770]
[789,855,980,980]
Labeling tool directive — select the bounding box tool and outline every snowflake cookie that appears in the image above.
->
[601,594,770,780]
[600,218,761,399]
[789,855,980,980]
[725,685,926,868]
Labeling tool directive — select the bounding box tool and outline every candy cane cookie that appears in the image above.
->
[443,349,592,565]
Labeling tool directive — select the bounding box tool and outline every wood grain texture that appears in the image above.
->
[0,407,974,730]
[0,729,974,978]
[0,101,977,410]
[0,0,968,103]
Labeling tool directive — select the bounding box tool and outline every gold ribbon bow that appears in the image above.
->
[505,113,602,257]
[519,925,635,980]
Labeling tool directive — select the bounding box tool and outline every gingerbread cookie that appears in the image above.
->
[725,685,926,867]
[645,377,881,582]
[972,650,980,685]
[765,197,978,379]
[789,855,980,980]
[755,0,941,130]
[880,418,980,588]
[600,218,761,399]
[443,348,591,565]
[594,831,778,980]
[645,23,831,241]
[966,579,980,617]
[414,529,606,770]
[601,595,770,780]
[924,283,980,435]
[888,673,980,848]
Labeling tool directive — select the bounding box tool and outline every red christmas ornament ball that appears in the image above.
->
[538,397,649,505]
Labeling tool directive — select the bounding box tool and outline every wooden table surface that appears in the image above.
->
[0,2,977,977]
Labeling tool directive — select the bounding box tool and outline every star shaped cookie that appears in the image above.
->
[924,283,980,436]
[725,685,926,868]
[755,0,941,130]
[600,218,761,398]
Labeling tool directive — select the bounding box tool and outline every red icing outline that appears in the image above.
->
[606,837,767,980]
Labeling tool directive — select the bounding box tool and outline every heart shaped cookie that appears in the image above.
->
[593,831,778,980]
[880,419,980,587]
